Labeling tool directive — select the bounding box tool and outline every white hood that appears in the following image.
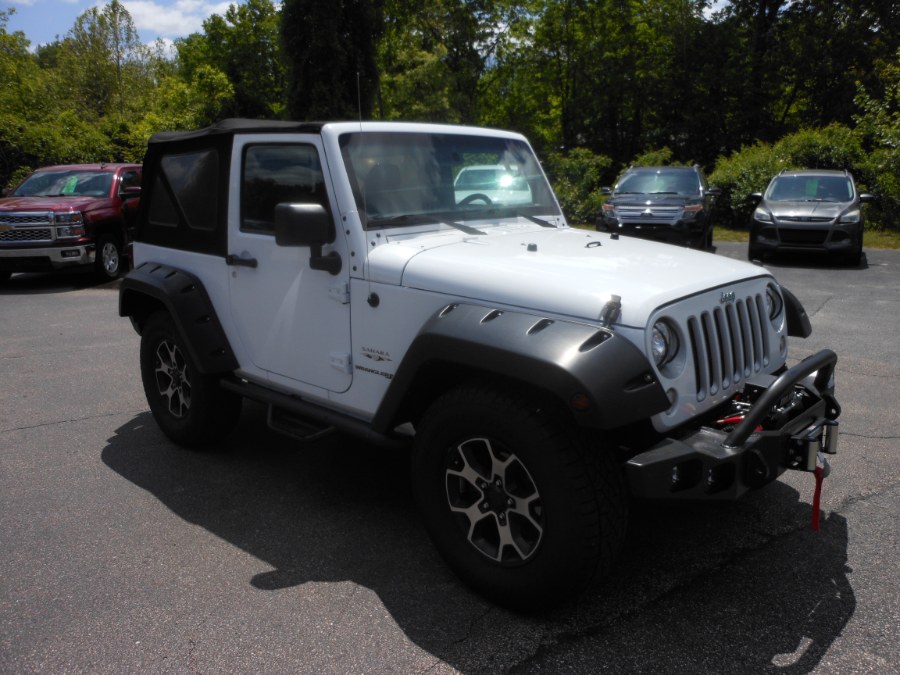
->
[366,226,770,327]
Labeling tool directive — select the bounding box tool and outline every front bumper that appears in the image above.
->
[0,244,95,272]
[597,217,706,245]
[751,222,859,254]
[626,349,839,500]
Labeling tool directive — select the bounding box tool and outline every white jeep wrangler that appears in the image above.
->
[120,120,840,610]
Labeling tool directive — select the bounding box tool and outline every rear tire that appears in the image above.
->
[411,385,627,611]
[140,311,241,448]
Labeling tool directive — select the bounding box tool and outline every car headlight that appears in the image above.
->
[765,284,784,324]
[54,211,85,238]
[682,204,703,220]
[838,208,860,224]
[651,321,678,367]
[753,207,772,223]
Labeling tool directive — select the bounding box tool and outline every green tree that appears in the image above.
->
[377,0,512,123]
[282,0,383,120]
[182,0,285,119]
[59,0,146,118]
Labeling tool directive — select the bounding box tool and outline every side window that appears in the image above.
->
[155,151,218,231]
[120,170,141,193]
[241,144,328,234]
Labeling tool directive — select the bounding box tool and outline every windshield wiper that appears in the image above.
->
[514,210,556,228]
[649,191,679,195]
[374,213,485,235]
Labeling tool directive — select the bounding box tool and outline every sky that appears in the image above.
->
[4,0,240,50]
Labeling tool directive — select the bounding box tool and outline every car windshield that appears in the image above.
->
[339,131,560,228]
[615,170,700,196]
[765,175,853,202]
[14,170,113,198]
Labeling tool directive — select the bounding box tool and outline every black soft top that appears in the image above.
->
[148,118,325,145]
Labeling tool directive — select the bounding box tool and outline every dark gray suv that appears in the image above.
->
[596,165,720,249]
[749,169,874,265]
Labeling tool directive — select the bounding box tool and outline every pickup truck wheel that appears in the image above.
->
[412,385,626,611]
[140,311,241,449]
[95,235,122,280]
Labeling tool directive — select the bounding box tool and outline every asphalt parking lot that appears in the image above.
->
[1,242,898,673]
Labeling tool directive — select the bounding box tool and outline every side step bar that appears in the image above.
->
[219,377,411,449]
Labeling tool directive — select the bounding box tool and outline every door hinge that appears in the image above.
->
[328,281,350,304]
[329,352,352,374]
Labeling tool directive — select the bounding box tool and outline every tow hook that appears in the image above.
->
[811,451,832,531]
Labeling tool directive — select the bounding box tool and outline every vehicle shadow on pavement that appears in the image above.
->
[0,271,120,294]
[101,404,854,673]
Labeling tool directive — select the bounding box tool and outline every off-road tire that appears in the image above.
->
[140,311,241,449]
[411,384,627,611]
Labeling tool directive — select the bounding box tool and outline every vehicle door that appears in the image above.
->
[226,135,352,392]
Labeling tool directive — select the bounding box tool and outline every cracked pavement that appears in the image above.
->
[1,243,898,673]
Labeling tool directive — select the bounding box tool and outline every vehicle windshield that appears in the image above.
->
[765,175,853,202]
[14,170,113,198]
[339,132,560,228]
[615,169,700,196]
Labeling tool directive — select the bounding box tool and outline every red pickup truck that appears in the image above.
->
[0,163,141,283]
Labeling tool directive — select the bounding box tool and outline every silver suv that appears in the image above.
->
[749,169,875,265]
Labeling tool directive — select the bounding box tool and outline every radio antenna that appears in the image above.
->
[357,71,363,125]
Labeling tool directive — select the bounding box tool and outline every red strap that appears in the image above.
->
[811,466,824,531]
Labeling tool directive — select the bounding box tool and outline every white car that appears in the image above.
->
[120,120,841,610]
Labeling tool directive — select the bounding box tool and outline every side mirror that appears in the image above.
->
[601,187,612,196]
[749,192,763,203]
[859,193,876,203]
[707,186,722,197]
[120,185,141,198]
[274,203,341,275]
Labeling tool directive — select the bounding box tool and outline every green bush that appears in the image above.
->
[708,143,787,227]
[544,147,612,225]
[772,124,864,170]
[630,146,676,167]
[857,147,900,230]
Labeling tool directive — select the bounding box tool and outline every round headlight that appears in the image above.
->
[765,284,784,323]
[651,321,678,366]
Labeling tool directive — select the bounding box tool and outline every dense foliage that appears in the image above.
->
[1,1,898,228]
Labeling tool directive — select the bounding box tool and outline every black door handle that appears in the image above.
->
[226,254,258,268]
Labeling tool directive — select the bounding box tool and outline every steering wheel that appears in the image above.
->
[459,193,493,206]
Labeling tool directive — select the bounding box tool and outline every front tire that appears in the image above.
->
[411,385,627,610]
[140,311,241,448]
[95,234,122,281]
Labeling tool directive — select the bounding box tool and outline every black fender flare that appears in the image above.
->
[371,303,670,433]
[118,261,238,374]
[781,286,812,338]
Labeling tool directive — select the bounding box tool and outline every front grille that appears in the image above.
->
[617,206,681,221]
[0,228,53,242]
[685,293,770,402]
[779,229,828,245]
[0,213,53,226]
[0,211,55,244]
[778,216,832,223]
